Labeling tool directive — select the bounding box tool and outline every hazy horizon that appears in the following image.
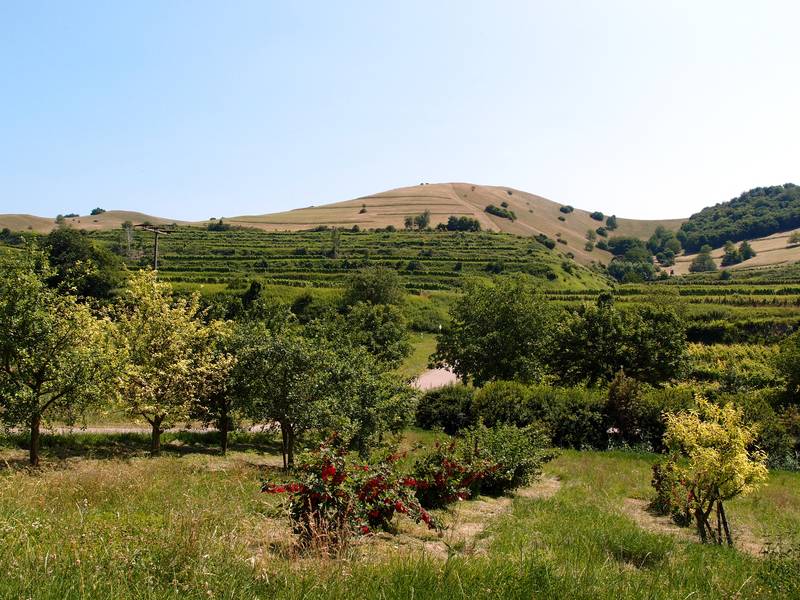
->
[2,1,799,221]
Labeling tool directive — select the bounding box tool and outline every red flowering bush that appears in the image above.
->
[412,423,554,507]
[263,441,439,549]
[411,440,486,509]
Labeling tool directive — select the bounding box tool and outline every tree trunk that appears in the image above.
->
[287,426,295,470]
[280,423,289,471]
[29,412,41,467]
[150,417,163,456]
[219,404,229,455]
[695,508,707,543]
[719,501,733,547]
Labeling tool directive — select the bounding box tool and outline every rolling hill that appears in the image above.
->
[0,183,684,267]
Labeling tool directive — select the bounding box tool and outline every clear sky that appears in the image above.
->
[2,1,799,221]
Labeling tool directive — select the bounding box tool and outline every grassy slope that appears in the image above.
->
[673,227,800,275]
[0,211,189,234]
[0,436,797,600]
[0,183,685,267]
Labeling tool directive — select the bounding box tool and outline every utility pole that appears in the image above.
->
[134,224,171,270]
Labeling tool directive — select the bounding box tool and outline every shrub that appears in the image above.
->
[412,440,482,508]
[471,381,530,427]
[654,398,768,546]
[462,423,553,496]
[590,211,604,221]
[263,442,438,549]
[485,204,516,221]
[526,385,607,449]
[559,205,574,214]
[415,384,475,434]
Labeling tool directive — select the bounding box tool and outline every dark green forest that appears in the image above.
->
[678,184,800,252]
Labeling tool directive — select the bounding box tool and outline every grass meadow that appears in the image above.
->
[1,432,798,600]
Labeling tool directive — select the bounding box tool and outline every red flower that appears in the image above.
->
[394,501,407,514]
[360,526,370,534]
[263,484,286,494]
[369,509,380,518]
[321,464,337,482]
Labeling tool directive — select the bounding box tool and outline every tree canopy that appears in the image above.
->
[0,249,116,465]
[678,183,800,252]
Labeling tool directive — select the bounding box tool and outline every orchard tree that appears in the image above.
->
[0,249,116,465]
[114,270,233,455]
[434,275,557,385]
[345,302,411,367]
[192,325,238,454]
[234,325,338,469]
[654,398,768,546]
[327,344,417,457]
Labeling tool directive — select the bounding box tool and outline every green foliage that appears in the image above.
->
[678,183,800,252]
[0,249,117,465]
[655,398,769,545]
[484,204,516,221]
[345,302,412,367]
[605,214,618,230]
[461,422,553,496]
[90,207,106,215]
[41,226,123,298]
[446,215,481,231]
[689,244,718,272]
[434,276,557,385]
[559,205,574,214]
[415,384,474,434]
[550,295,687,386]
[113,270,233,455]
[775,329,800,402]
[207,218,233,231]
[590,211,604,221]
[342,266,404,306]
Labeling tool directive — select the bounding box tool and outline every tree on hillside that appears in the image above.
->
[41,226,123,298]
[689,245,717,273]
[413,210,431,230]
[113,270,233,455]
[721,241,741,266]
[739,240,756,261]
[434,276,557,385]
[342,266,404,306]
[550,294,686,386]
[0,249,116,465]
[653,398,767,546]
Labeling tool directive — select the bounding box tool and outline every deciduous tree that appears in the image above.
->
[113,270,232,455]
[0,249,116,465]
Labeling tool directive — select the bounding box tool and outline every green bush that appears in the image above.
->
[462,423,554,496]
[415,384,475,434]
[471,381,530,427]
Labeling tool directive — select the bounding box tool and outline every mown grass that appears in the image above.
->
[0,437,798,599]
[395,333,438,380]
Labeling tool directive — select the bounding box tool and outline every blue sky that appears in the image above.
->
[2,1,799,220]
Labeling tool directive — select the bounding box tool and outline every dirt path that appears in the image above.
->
[412,368,459,390]
[389,475,562,559]
[621,498,766,556]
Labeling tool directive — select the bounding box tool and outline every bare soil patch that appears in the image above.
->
[621,498,767,556]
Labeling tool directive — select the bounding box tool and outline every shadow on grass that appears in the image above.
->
[0,430,282,465]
